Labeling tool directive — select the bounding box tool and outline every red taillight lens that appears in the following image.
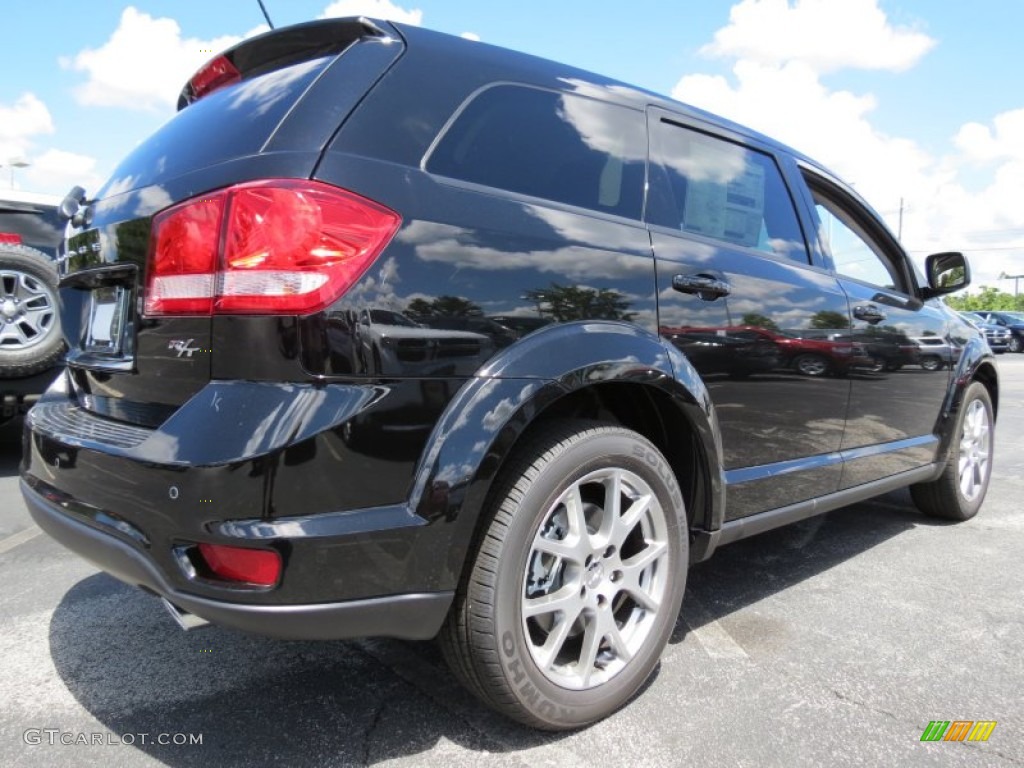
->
[144,180,400,316]
[145,193,224,315]
[197,543,281,586]
[0,233,22,244]
[189,55,241,101]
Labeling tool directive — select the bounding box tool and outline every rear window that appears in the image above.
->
[426,85,646,219]
[98,56,332,196]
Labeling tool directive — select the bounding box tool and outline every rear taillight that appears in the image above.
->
[144,180,400,316]
[197,543,281,587]
[0,233,22,244]
[189,55,241,101]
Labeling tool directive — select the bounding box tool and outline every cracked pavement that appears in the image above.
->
[2,357,1022,767]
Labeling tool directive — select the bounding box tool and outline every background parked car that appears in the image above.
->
[355,307,494,375]
[0,189,66,424]
[961,311,1016,352]
[913,335,961,371]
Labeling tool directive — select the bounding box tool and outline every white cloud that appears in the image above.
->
[460,32,481,42]
[674,59,933,213]
[0,94,54,162]
[23,149,103,197]
[673,0,1023,290]
[66,7,244,111]
[955,108,1024,164]
[319,0,422,25]
[702,0,935,73]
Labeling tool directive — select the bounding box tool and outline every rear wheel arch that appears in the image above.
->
[409,328,723,596]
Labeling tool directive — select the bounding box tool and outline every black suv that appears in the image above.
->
[0,190,65,424]
[21,18,997,730]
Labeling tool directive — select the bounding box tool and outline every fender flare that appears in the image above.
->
[407,321,724,590]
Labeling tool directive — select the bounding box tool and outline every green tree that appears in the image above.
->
[739,313,780,331]
[808,310,850,330]
[522,283,635,322]
[945,286,1024,311]
[406,295,482,317]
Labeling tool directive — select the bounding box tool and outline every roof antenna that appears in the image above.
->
[257,0,275,29]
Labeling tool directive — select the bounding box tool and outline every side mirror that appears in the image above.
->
[923,251,970,298]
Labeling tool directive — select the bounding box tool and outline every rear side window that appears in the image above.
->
[426,85,646,219]
[647,119,808,263]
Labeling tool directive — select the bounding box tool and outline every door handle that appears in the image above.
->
[853,304,887,324]
[672,273,731,301]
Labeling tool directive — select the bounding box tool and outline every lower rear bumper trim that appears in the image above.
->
[21,478,452,641]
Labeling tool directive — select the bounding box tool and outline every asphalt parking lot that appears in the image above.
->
[1,359,1022,767]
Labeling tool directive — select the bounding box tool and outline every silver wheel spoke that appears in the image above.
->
[532,534,585,564]
[535,609,579,671]
[564,484,590,546]
[619,541,667,611]
[577,615,604,687]
[523,584,583,618]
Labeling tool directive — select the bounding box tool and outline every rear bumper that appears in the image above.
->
[22,477,451,640]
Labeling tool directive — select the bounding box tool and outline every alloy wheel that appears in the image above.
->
[521,467,670,690]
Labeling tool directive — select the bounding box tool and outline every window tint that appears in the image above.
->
[812,194,903,291]
[647,119,808,263]
[427,85,645,219]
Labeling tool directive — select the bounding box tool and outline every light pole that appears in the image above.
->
[2,159,30,188]
[999,272,1024,297]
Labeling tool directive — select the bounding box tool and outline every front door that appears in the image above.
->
[803,173,951,488]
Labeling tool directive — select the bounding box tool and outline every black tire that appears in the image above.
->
[920,356,943,372]
[1009,335,1023,354]
[440,421,687,730]
[910,381,994,521]
[793,353,829,377]
[0,245,64,377]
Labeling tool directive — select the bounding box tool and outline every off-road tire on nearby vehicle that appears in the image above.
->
[793,353,829,377]
[920,356,944,372]
[440,421,687,730]
[910,381,994,521]
[1008,335,1023,353]
[0,245,64,377]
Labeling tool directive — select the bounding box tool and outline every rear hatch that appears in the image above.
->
[59,19,403,427]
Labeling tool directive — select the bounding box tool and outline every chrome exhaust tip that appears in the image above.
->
[161,598,211,631]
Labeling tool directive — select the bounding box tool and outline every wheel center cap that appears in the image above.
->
[1,300,16,318]
[585,562,604,589]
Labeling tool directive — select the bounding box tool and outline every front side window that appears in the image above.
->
[426,85,646,219]
[646,119,809,263]
[811,190,906,292]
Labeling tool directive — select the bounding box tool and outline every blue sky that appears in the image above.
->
[2,0,1022,288]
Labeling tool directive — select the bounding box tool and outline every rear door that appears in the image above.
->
[647,110,852,519]
[801,171,950,488]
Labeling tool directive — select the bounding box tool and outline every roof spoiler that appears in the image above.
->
[177,17,396,110]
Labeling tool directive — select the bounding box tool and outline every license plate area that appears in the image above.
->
[84,285,131,359]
